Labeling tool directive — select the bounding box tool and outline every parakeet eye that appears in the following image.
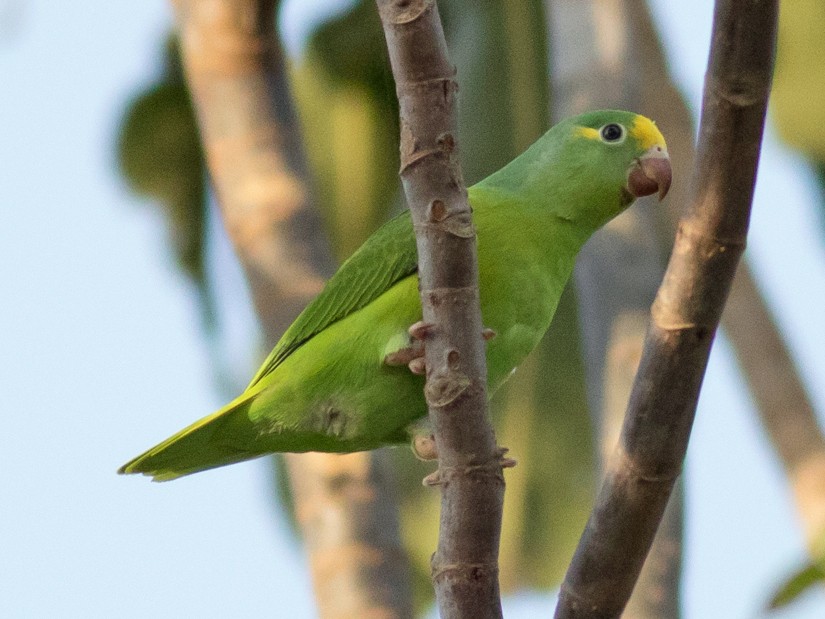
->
[600,123,625,143]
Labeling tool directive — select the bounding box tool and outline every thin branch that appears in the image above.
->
[171,1,413,616]
[375,1,504,617]
[554,1,778,617]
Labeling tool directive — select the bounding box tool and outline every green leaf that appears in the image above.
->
[769,560,825,610]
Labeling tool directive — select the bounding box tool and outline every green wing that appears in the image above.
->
[246,209,418,388]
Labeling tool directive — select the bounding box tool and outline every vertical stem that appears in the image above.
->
[375,1,505,617]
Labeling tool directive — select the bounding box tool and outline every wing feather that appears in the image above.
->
[246,210,418,388]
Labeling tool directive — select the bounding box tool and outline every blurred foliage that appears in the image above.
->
[116,36,214,331]
[772,0,825,226]
[769,556,825,611]
[291,0,400,259]
[769,528,825,610]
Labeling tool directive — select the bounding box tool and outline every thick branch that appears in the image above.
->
[172,2,413,617]
[375,1,504,617]
[554,2,778,617]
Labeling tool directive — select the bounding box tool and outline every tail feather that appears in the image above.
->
[118,391,260,481]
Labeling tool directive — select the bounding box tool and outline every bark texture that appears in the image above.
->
[376,1,505,617]
[554,1,778,616]
[172,2,413,617]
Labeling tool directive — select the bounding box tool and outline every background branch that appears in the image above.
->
[376,0,504,616]
[547,1,686,615]
[554,1,778,616]
[723,261,825,552]
[171,1,413,616]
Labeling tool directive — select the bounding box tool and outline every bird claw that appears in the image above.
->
[408,357,426,375]
[388,323,493,374]
[409,320,435,341]
[384,343,424,367]
[385,321,433,375]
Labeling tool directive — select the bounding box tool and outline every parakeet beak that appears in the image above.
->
[627,146,672,201]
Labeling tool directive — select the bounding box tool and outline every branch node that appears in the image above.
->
[421,456,509,488]
[496,446,518,469]
[380,0,431,26]
[437,132,456,152]
[431,561,499,583]
[613,445,682,485]
[677,220,747,253]
[423,285,477,306]
[706,75,765,108]
[424,372,472,408]
[429,199,447,222]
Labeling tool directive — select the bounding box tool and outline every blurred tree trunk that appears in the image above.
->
[547,1,684,616]
[723,261,825,553]
[171,1,414,617]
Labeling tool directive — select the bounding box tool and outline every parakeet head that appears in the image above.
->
[568,110,670,195]
[479,110,671,229]
[551,110,671,224]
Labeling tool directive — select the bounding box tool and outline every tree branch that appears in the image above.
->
[375,1,504,617]
[171,2,413,616]
[554,1,778,616]
[723,261,825,551]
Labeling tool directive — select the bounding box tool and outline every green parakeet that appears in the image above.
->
[120,110,671,481]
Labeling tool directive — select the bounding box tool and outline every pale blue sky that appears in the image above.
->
[1,1,823,617]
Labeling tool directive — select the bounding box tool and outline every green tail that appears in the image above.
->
[118,392,261,481]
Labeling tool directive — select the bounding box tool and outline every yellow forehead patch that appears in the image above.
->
[576,126,601,140]
[630,116,667,151]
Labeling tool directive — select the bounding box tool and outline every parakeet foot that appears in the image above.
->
[384,321,434,374]
[408,320,435,341]
[384,344,426,375]
[385,323,496,375]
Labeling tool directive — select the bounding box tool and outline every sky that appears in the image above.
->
[1,1,824,617]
